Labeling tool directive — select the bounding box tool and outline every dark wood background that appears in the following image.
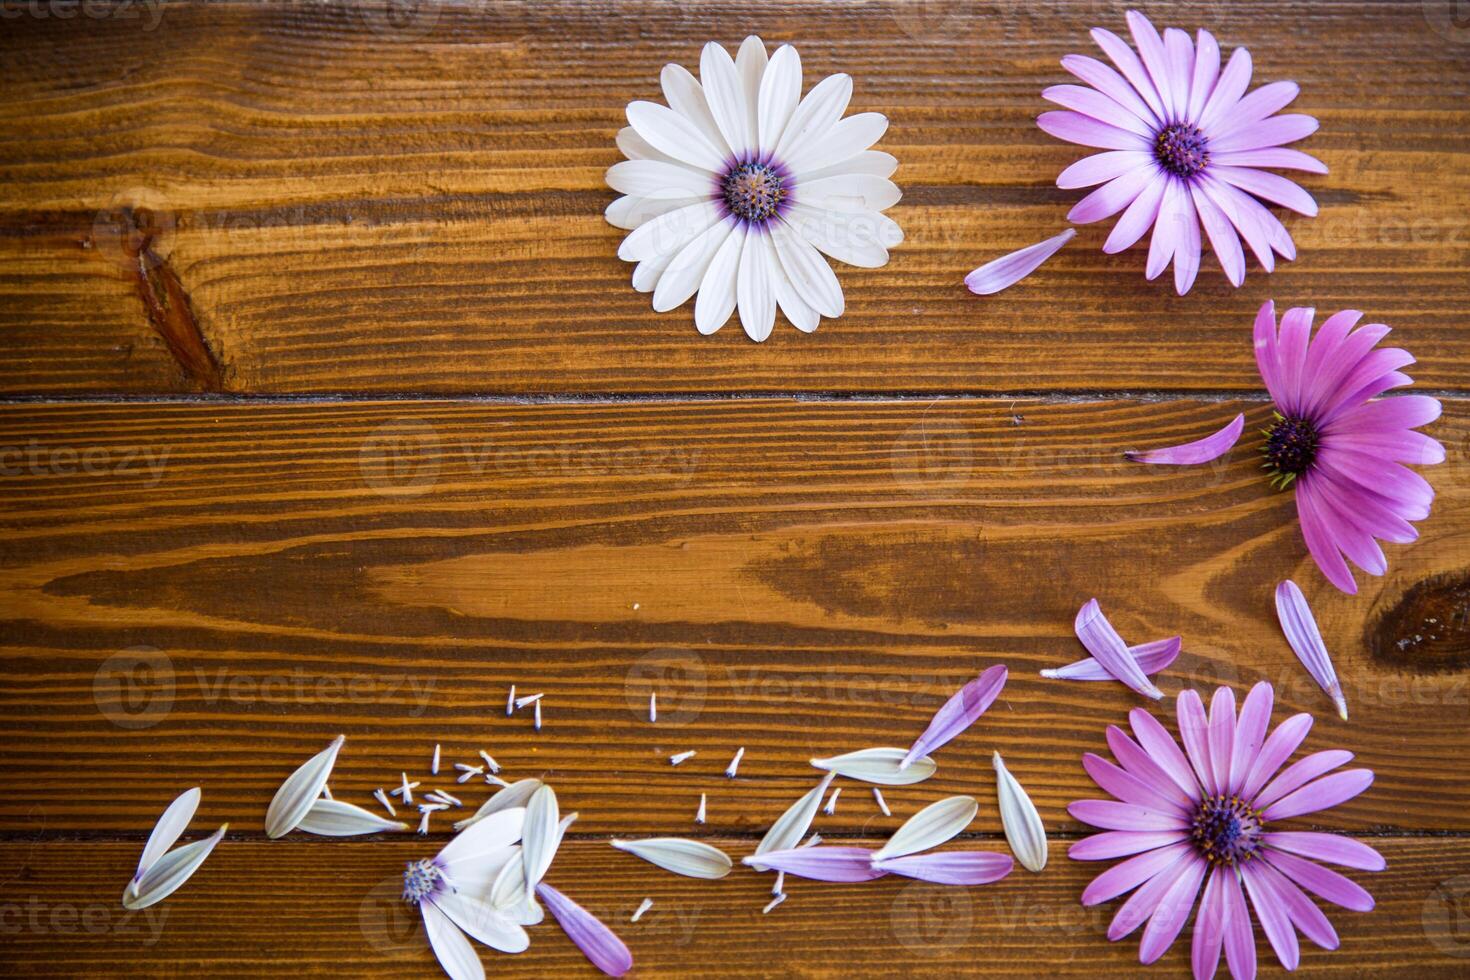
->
[1,1,1466,976]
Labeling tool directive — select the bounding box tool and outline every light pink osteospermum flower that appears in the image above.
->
[1127,301,1443,595]
[1070,683,1383,979]
[1040,10,1324,293]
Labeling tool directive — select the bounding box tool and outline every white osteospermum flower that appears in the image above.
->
[606,35,903,341]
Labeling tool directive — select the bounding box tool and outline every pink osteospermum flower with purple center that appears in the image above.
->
[1040,9,1324,294]
[1070,682,1383,979]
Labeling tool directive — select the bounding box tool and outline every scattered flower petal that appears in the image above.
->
[611,838,733,879]
[265,735,344,838]
[873,851,1013,885]
[964,228,1076,295]
[1074,600,1164,699]
[631,898,652,922]
[296,798,408,836]
[1276,580,1347,720]
[754,772,835,857]
[521,784,561,894]
[743,846,888,882]
[874,796,978,861]
[122,824,226,910]
[1125,413,1246,465]
[994,752,1048,872]
[131,787,200,896]
[1042,636,1182,682]
[455,779,543,831]
[537,882,634,978]
[815,747,937,785]
[901,664,1008,769]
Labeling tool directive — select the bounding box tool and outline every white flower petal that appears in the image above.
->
[757,44,802,152]
[652,216,736,312]
[521,784,561,894]
[785,112,888,175]
[421,900,485,980]
[794,174,901,213]
[122,824,226,910]
[660,63,730,158]
[994,752,1047,872]
[610,838,733,879]
[736,231,776,342]
[608,195,695,232]
[787,203,890,269]
[632,249,678,293]
[771,220,843,318]
[435,892,530,954]
[454,778,541,831]
[265,735,343,839]
[295,798,407,837]
[873,796,978,860]
[443,845,519,899]
[774,73,852,161]
[754,771,835,857]
[767,235,819,333]
[694,223,746,334]
[626,101,726,173]
[132,787,200,893]
[801,149,899,182]
[735,35,767,153]
[605,159,713,199]
[615,125,676,164]
[440,807,526,866]
[617,200,721,263]
[700,41,751,161]
[810,747,936,785]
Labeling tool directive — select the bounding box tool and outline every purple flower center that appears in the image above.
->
[722,161,786,222]
[1263,413,1321,489]
[1154,123,1210,178]
[402,858,443,904]
[1191,794,1264,866]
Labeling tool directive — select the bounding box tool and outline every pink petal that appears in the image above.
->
[743,846,887,882]
[1212,147,1328,173]
[1266,851,1375,911]
[965,230,1075,295]
[1106,725,1197,808]
[1228,682,1274,796]
[874,851,1013,886]
[1241,861,1301,970]
[1296,478,1360,595]
[1260,768,1373,821]
[1189,182,1246,287]
[1089,27,1167,121]
[1325,393,1442,434]
[1060,54,1161,128]
[1102,170,1168,253]
[1107,850,1195,941]
[1125,10,1178,119]
[1175,689,1215,795]
[1219,869,1258,980]
[1190,868,1226,980]
[1264,832,1386,872]
[1275,580,1347,719]
[901,664,1007,767]
[1240,711,1313,802]
[1171,189,1202,294]
[1251,858,1341,950]
[1084,753,1192,815]
[1043,84,1155,136]
[1070,830,1187,861]
[1058,150,1154,189]
[1038,110,1150,151]
[1125,413,1245,465]
[1205,687,1236,799]
[536,883,632,977]
[1044,635,1181,681]
[1211,114,1319,153]
[1214,166,1319,216]
[1198,46,1254,133]
[1129,707,1203,801]
[1145,178,1186,280]
[1139,855,1207,963]
[1212,81,1301,136]
[1068,799,1189,833]
[1185,31,1220,122]
[1074,599,1164,699]
[1070,166,1159,224]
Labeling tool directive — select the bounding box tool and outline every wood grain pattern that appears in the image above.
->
[2,837,1468,977]
[2,398,1464,837]
[1,0,1467,394]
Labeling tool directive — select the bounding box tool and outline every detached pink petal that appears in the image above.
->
[901,664,1007,769]
[1275,579,1347,719]
[874,851,1013,885]
[1074,600,1164,699]
[1124,413,1245,465]
[743,846,888,882]
[964,229,1075,295]
[536,883,633,977]
[1043,635,1180,682]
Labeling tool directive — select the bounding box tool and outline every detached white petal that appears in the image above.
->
[811,747,936,785]
[521,784,561,894]
[122,824,226,910]
[873,796,978,861]
[454,778,542,831]
[610,838,732,879]
[754,772,834,858]
[131,787,200,895]
[994,752,1047,872]
[265,735,344,838]
[295,798,407,836]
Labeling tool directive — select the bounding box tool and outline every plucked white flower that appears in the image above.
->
[123,787,226,910]
[607,35,903,341]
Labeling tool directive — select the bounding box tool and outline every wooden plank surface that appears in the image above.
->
[2,837,1468,978]
[1,0,1468,394]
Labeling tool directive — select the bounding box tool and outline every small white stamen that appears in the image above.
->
[695,793,707,825]
[669,750,696,766]
[763,893,786,914]
[772,871,785,894]
[506,685,516,715]
[374,788,396,817]
[486,774,510,788]
[393,774,420,804]
[725,746,744,778]
[433,789,462,807]
[631,898,653,922]
[431,744,441,775]
[823,787,841,815]
[478,751,501,773]
[534,700,542,731]
[515,693,544,709]
[418,803,448,812]
[873,788,891,816]
[416,811,432,834]
[650,692,657,723]
[802,833,822,848]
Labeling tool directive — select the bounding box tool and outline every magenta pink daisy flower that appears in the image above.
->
[1128,301,1443,594]
[1039,10,1323,293]
[1070,683,1382,979]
